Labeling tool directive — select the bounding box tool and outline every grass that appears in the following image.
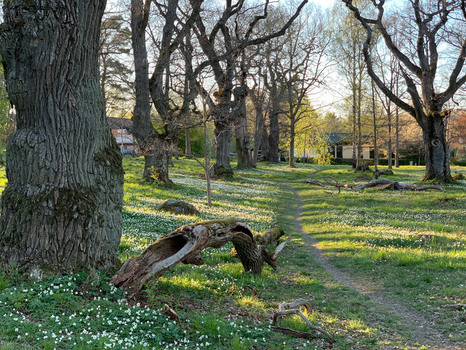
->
[0,157,465,349]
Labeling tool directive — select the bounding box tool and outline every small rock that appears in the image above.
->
[156,200,200,216]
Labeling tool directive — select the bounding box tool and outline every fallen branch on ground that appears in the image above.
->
[110,220,287,294]
[357,179,444,192]
[305,177,353,193]
[445,304,466,310]
[272,298,335,342]
[162,304,180,323]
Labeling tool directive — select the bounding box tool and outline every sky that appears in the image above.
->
[310,0,336,9]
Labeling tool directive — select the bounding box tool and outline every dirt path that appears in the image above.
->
[292,190,462,350]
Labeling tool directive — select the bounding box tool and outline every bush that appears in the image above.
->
[451,159,466,166]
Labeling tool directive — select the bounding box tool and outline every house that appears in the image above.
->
[107,117,136,155]
[294,132,371,162]
[327,133,371,160]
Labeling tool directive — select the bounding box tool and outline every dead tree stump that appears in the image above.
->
[110,219,287,293]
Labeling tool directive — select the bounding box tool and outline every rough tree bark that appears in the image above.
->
[234,86,253,168]
[265,58,281,163]
[0,0,124,274]
[213,103,234,177]
[110,220,286,293]
[249,78,268,166]
[130,0,159,182]
[131,0,200,185]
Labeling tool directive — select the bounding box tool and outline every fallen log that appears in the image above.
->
[357,179,444,192]
[110,219,287,293]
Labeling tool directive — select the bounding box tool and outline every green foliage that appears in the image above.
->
[177,127,206,157]
[99,15,133,118]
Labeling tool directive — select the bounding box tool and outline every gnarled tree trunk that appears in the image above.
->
[130,0,173,184]
[0,0,123,274]
[267,109,280,162]
[422,113,451,182]
[110,220,286,293]
[213,99,234,177]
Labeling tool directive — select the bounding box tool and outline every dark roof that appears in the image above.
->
[107,117,133,130]
[328,133,353,145]
[327,133,370,145]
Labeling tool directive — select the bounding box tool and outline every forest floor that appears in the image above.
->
[291,186,463,350]
[0,158,464,349]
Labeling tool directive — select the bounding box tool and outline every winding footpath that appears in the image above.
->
[292,189,463,350]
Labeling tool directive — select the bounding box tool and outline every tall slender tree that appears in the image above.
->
[331,2,370,170]
[280,5,329,167]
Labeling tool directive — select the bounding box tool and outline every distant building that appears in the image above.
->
[294,132,371,161]
[327,133,371,160]
[107,117,136,155]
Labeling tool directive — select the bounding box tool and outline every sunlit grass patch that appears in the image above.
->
[237,295,267,315]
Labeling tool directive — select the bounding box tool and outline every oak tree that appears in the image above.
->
[0,0,124,274]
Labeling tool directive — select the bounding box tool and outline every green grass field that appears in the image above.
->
[0,158,464,349]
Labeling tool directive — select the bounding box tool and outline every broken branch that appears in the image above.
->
[272,299,335,342]
[110,220,288,294]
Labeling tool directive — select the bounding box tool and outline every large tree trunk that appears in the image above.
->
[212,94,233,177]
[251,95,266,166]
[422,113,452,182]
[0,0,123,274]
[148,138,174,185]
[110,220,286,293]
[130,0,160,183]
[267,109,280,162]
[185,128,192,157]
[266,64,281,163]
[213,120,233,176]
[234,87,252,169]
